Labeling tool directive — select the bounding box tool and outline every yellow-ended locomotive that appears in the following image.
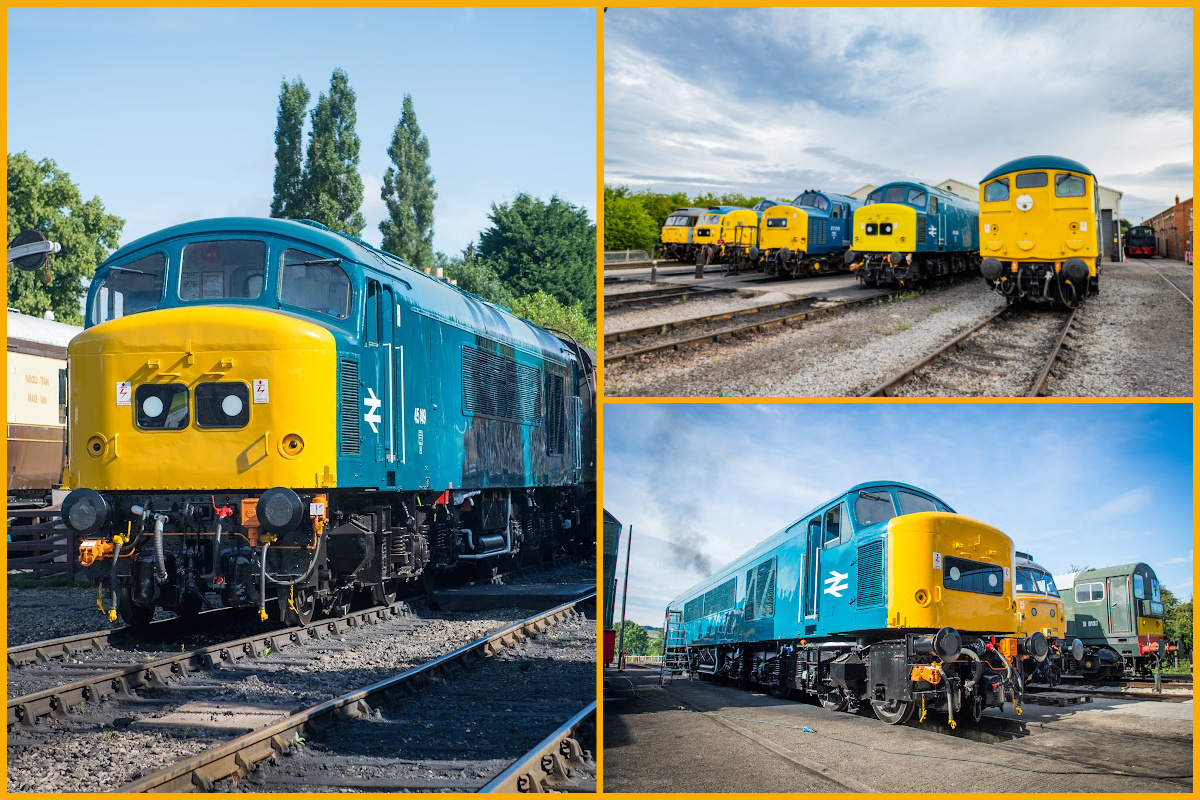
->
[845,182,979,287]
[657,207,708,262]
[64,218,596,627]
[978,156,1101,308]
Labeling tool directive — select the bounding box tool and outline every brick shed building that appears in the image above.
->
[1143,195,1193,260]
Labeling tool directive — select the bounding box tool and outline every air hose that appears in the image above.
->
[935,663,955,729]
[958,647,984,692]
[258,541,270,622]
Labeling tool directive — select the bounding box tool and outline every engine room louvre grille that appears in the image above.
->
[461,345,541,423]
[812,218,829,246]
[546,373,565,454]
[339,359,360,455]
[857,539,885,607]
[917,214,927,244]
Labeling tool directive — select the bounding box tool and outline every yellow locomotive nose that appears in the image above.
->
[66,306,338,492]
[853,205,917,253]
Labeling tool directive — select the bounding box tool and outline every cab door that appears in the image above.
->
[1108,576,1132,633]
[803,517,820,621]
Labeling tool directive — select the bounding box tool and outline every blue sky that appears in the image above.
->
[8,8,596,257]
[605,8,1192,223]
[604,403,1193,627]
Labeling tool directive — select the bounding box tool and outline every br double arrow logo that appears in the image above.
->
[363,387,382,433]
[824,570,849,597]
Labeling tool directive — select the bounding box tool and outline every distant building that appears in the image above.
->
[1143,195,1194,260]
[932,178,978,201]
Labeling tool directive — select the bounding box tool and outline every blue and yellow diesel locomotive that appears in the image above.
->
[668,482,1046,726]
[64,217,596,627]
[755,191,863,279]
[845,183,980,287]
[978,156,1101,307]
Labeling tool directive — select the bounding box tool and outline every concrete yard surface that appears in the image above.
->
[603,665,1192,793]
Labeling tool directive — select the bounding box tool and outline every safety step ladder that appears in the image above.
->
[659,608,689,685]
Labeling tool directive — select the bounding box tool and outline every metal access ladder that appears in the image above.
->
[659,608,689,685]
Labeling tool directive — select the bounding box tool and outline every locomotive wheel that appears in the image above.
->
[371,578,399,606]
[279,586,316,626]
[117,588,155,629]
[818,690,847,712]
[328,588,353,619]
[871,698,915,725]
[769,682,789,700]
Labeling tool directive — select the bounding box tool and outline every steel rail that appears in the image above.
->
[1146,263,1193,305]
[116,593,595,793]
[862,306,1010,397]
[1029,685,1192,703]
[605,286,734,310]
[480,702,596,793]
[1026,307,1077,397]
[8,602,407,729]
[606,290,904,363]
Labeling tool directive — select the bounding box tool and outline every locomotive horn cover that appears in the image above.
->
[62,488,111,534]
[1070,638,1085,661]
[934,626,962,661]
[748,246,759,261]
[1022,631,1050,662]
[981,257,1003,281]
[1063,258,1088,281]
[780,247,792,262]
[843,249,857,264]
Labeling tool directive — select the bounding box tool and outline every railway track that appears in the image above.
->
[863,305,1076,397]
[1029,685,1193,703]
[115,594,595,792]
[605,289,903,365]
[605,284,736,311]
[1143,261,1193,304]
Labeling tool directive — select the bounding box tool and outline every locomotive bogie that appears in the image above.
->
[978,156,1101,307]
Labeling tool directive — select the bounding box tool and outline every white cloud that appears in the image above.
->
[1095,486,1154,518]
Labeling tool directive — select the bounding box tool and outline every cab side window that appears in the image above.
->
[984,179,1009,202]
[823,505,846,547]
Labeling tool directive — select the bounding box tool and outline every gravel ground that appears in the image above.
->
[605,290,797,334]
[605,278,1007,397]
[222,612,595,792]
[1046,259,1192,396]
[604,280,654,296]
[6,585,170,647]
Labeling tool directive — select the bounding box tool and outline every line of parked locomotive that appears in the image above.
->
[57,217,596,627]
[665,481,1174,728]
[652,155,1106,309]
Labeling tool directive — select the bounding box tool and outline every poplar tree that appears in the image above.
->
[269,78,311,219]
[303,69,365,236]
[379,94,437,269]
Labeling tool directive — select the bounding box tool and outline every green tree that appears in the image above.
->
[269,78,311,219]
[477,193,595,314]
[380,94,437,270]
[616,621,651,656]
[303,68,365,236]
[603,193,659,252]
[508,290,596,349]
[1118,218,1132,237]
[1162,587,1192,655]
[7,153,124,324]
[439,249,514,307]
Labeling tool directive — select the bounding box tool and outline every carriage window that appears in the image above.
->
[865,189,884,205]
[897,490,938,515]
[280,249,352,319]
[702,215,721,225]
[907,189,927,209]
[766,217,788,228]
[1134,575,1146,599]
[92,252,166,325]
[1151,579,1160,602]
[930,197,939,215]
[1016,568,1038,593]
[984,179,1009,202]
[665,215,688,226]
[1016,172,1048,189]
[854,490,897,528]
[180,240,265,301]
[884,186,907,203]
[1075,582,1104,603]
[1055,173,1086,197]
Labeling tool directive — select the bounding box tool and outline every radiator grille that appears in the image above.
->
[462,346,541,423]
[339,359,360,455]
[546,373,565,454]
[857,539,885,607]
[811,218,829,246]
[917,214,927,244]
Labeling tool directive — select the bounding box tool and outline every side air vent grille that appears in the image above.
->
[917,214,927,244]
[857,539,885,607]
[462,345,541,424]
[546,373,565,454]
[811,218,830,246]
[339,359,360,455]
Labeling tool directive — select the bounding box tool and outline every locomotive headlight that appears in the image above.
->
[1050,608,1055,617]
[881,223,893,235]
[865,223,878,235]
[196,382,250,429]
[1031,606,1037,616]
[62,488,111,535]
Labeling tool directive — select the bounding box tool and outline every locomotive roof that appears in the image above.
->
[670,480,953,605]
[96,217,585,362]
[870,181,973,205]
[1015,553,1052,574]
[1054,562,1156,590]
[792,190,861,205]
[981,156,1095,183]
[670,207,709,216]
[706,206,746,214]
[6,309,82,349]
